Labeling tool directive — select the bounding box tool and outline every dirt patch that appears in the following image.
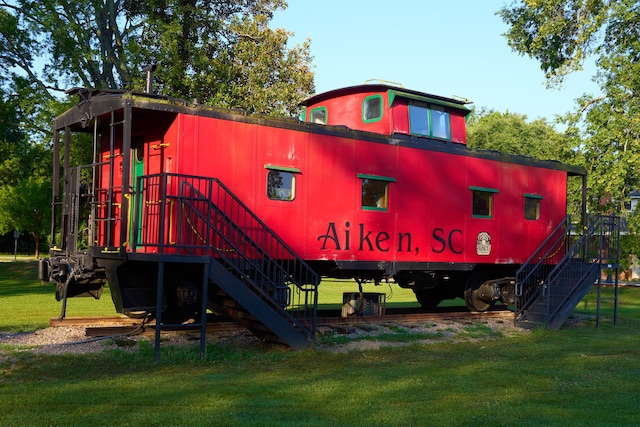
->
[316,317,528,353]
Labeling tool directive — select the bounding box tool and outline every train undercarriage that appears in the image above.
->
[310,261,518,312]
[40,250,516,322]
[394,268,516,312]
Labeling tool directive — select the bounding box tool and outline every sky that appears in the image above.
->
[271,1,600,124]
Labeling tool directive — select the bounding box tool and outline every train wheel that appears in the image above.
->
[414,289,443,309]
[463,274,493,312]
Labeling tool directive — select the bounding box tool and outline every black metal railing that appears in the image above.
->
[546,216,618,289]
[515,215,621,327]
[544,215,620,327]
[515,215,572,320]
[132,173,319,340]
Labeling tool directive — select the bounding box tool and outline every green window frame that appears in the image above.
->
[408,103,451,140]
[265,165,301,201]
[310,106,327,124]
[362,94,383,123]
[470,186,498,218]
[359,174,395,211]
[524,194,542,221]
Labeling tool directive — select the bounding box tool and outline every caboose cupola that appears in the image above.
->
[301,83,472,144]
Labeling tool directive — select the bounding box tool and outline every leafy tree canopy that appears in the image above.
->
[500,0,640,216]
[0,0,314,121]
[0,89,29,187]
[466,108,576,162]
[0,176,51,258]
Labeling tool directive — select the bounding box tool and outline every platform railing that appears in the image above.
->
[132,173,319,340]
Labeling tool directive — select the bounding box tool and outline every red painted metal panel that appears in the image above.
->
[96,99,570,271]
[97,129,123,248]
[450,112,467,144]
[306,86,469,145]
[391,100,410,134]
[306,90,393,135]
[187,117,557,265]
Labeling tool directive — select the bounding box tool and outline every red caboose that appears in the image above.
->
[40,83,587,347]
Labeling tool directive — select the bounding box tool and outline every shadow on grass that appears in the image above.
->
[0,261,54,298]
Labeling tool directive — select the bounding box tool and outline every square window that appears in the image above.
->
[430,106,451,139]
[267,170,295,201]
[409,104,430,136]
[472,190,494,218]
[363,95,383,123]
[362,179,389,210]
[409,103,451,140]
[310,107,327,124]
[524,197,541,220]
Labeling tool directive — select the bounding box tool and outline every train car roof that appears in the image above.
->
[302,84,473,114]
[54,87,585,177]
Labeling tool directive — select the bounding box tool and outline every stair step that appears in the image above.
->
[208,262,313,349]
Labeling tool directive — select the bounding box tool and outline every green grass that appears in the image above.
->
[1,260,640,426]
[316,277,465,309]
[0,258,116,331]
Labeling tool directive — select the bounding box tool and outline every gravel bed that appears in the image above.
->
[1,326,113,355]
[0,325,264,356]
[0,315,527,356]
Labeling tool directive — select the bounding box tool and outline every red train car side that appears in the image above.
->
[40,83,586,329]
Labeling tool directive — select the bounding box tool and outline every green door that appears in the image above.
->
[130,137,145,248]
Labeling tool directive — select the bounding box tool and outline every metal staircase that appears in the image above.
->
[133,173,319,350]
[515,215,621,330]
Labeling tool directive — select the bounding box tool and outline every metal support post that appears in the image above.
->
[154,261,165,362]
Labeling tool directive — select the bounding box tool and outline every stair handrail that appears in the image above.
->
[544,216,603,287]
[134,173,319,340]
[515,214,621,328]
[515,215,572,319]
[542,215,620,325]
[180,178,318,339]
[547,215,621,286]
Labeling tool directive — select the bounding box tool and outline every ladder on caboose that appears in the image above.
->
[514,215,621,330]
[132,173,319,354]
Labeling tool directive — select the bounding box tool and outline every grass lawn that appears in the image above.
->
[1,259,639,426]
[0,256,117,332]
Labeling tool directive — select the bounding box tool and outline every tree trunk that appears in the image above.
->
[31,231,39,259]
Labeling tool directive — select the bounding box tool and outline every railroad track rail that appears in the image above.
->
[50,316,243,337]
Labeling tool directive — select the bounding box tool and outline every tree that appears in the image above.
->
[138,0,314,115]
[466,108,575,161]
[0,0,314,117]
[0,89,29,187]
[203,13,314,116]
[499,0,640,215]
[499,0,609,85]
[0,176,51,258]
